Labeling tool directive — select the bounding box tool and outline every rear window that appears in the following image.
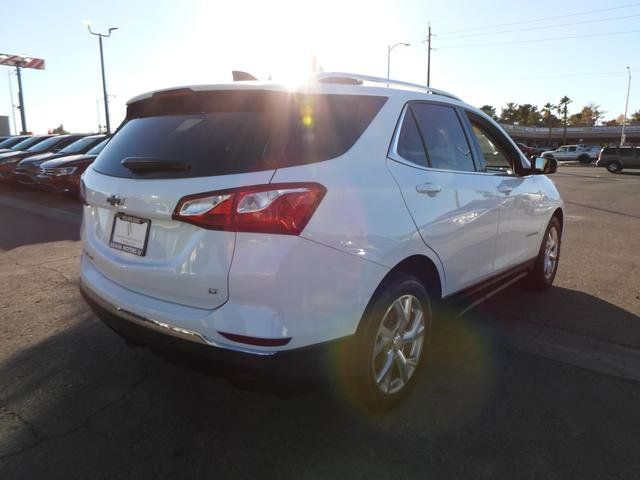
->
[92,90,387,179]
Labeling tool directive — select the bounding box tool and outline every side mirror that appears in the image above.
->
[533,156,557,175]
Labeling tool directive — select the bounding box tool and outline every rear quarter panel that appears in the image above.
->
[271,93,448,293]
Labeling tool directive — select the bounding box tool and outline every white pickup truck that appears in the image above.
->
[541,144,601,163]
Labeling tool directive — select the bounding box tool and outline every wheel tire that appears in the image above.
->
[578,154,591,164]
[606,161,622,173]
[524,216,562,290]
[350,273,432,413]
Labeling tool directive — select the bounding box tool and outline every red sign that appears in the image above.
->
[0,54,45,70]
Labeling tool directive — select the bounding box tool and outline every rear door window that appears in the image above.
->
[410,103,475,172]
[395,110,428,167]
[92,91,387,179]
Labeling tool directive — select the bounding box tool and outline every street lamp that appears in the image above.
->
[620,66,631,147]
[387,42,410,86]
[86,22,118,134]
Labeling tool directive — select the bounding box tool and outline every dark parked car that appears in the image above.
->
[0,135,59,181]
[35,137,110,195]
[0,135,50,156]
[14,134,104,186]
[0,135,32,153]
[596,146,640,173]
[0,134,88,184]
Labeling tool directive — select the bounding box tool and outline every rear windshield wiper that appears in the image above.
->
[121,157,190,173]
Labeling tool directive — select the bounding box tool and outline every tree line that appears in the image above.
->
[480,99,640,128]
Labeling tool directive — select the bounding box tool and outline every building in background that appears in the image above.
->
[0,116,10,136]
[502,124,640,148]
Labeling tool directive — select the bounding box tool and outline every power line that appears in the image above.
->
[441,71,630,84]
[437,2,640,35]
[437,12,640,40]
[436,29,640,50]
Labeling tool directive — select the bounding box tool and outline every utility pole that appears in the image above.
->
[621,66,631,147]
[427,23,432,87]
[7,70,17,135]
[15,64,27,134]
[87,24,118,134]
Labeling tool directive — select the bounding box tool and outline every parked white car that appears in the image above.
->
[80,73,564,411]
[541,144,600,163]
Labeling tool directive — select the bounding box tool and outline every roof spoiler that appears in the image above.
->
[232,71,258,81]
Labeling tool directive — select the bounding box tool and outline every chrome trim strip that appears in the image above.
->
[81,282,277,356]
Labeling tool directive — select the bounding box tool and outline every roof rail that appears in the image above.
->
[311,71,461,101]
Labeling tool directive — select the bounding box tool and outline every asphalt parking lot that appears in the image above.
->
[1,165,639,479]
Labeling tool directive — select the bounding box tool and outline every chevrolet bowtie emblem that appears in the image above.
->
[107,195,124,207]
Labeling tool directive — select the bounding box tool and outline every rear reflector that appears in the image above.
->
[218,332,291,347]
[173,182,326,235]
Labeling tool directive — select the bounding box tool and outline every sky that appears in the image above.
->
[0,0,638,134]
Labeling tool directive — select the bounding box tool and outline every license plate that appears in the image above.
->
[109,213,151,256]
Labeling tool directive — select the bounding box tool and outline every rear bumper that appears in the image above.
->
[80,281,351,379]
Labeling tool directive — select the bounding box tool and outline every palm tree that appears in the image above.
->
[541,102,556,146]
[556,96,572,145]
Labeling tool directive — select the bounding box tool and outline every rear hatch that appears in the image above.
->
[82,87,386,309]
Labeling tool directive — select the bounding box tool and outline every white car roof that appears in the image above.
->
[126,72,465,107]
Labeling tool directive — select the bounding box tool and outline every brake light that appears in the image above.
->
[173,183,326,235]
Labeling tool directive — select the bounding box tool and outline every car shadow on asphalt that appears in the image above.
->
[2,287,640,478]
[462,284,640,350]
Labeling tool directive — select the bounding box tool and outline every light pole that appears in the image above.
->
[86,23,118,134]
[387,42,410,86]
[7,70,17,135]
[621,66,631,147]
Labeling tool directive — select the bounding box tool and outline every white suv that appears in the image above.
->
[80,73,564,411]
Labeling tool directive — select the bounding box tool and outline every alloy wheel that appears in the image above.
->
[372,294,426,394]
[543,226,559,280]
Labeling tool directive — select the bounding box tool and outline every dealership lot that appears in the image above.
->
[1,166,639,479]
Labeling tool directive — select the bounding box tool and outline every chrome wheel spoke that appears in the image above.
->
[395,350,409,384]
[401,311,425,343]
[375,350,394,385]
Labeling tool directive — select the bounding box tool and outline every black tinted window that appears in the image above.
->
[87,138,109,155]
[620,148,634,158]
[27,136,67,152]
[60,136,101,154]
[411,104,475,172]
[396,110,427,167]
[0,137,27,148]
[12,136,48,151]
[93,91,386,179]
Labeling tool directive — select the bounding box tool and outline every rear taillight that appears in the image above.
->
[79,178,87,205]
[173,183,326,235]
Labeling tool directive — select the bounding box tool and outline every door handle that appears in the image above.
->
[498,185,513,195]
[416,183,442,195]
